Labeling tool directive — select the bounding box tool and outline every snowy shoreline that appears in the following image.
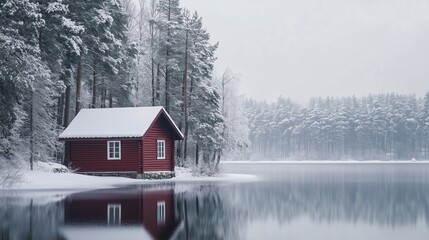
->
[1,165,258,191]
[222,160,429,164]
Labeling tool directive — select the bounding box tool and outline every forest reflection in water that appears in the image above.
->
[1,163,429,240]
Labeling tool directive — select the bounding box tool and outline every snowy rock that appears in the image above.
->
[34,162,69,173]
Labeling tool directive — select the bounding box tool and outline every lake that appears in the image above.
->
[1,162,429,240]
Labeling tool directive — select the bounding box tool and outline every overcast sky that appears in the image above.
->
[180,0,429,104]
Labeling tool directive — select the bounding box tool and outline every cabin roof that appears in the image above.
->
[59,106,183,140]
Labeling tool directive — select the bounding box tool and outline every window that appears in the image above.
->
[157,201,165,224]
[107,204,121,225]
[157,140,165,159]
[107,141,121,160]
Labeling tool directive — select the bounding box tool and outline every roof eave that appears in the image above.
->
[59,136,143,141]
[141,108,184,140]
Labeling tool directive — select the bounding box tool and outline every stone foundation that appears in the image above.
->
[137,171,175,179]
[79,171,175,179]
[80,171,138,179]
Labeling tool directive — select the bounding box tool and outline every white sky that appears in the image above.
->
[180,0,429,104]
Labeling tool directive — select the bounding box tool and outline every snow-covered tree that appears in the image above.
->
[216,69,249,160]
[1,0,137,168]
[0,0,65,168]
[189,79,223,173]
[244,93,428,160]
[0,0,43,161]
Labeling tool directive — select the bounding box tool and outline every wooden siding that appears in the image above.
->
[68,140,140,172]
[143,114,175,172]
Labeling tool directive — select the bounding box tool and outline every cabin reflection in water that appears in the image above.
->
[62,186,182,240]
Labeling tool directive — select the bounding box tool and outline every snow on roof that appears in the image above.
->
[59,106,183,139]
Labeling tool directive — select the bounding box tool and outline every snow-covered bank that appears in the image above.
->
[12,171,141,190]
[1,164,257,191]
[1,161,140,190]
[171,166,258,183]
[222,160,429,164]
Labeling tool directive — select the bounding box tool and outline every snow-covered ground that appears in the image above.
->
[173,166,258,182]
[11,170,140,190]
[1,162,257,191]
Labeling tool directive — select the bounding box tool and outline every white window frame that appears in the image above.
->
[107,141,121,160]
[157,201,166,224]
[107,204,121,225]
[157,140,165,160]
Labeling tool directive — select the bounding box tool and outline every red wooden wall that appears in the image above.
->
[68,139,140,172]
[143,114,175,172]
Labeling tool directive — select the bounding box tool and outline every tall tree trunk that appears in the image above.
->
[155,12,162,106]
[218,70,229,162]
[109,91,113,108]
[91,58,97,108]
[56,94,64,163]
[156,64,161,105]
[75,57,82,114]
[183,121,190,160]
[63,85,71,127]
[182,29,189,160]
[63,143,69,167]
[150,0,156,106]
[195,144,199,166]
[31,27,41,170]
[215,150,221,171]
[101,80,106,108]
[56,94,64,126]
[165,0,171,112]
[165,53,170,111]
[151,60,156,106]
[188,68,196,163]
[29,90,34,171]
[176,125,182,165]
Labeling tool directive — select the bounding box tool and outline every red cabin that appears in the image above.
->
[59,107,184,179]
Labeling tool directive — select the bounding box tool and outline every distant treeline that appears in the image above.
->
[243,93,429,160]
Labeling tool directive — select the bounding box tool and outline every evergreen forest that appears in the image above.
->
[1,0,428,174]
[0,0,248,173]
[244,93,429,160]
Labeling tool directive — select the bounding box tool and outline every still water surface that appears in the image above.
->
[1,162,429,240]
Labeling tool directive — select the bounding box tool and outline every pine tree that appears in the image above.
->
[0,0,65,168]
[190,79,223,173]
[0,0,41,152]
[155,0,183,112]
